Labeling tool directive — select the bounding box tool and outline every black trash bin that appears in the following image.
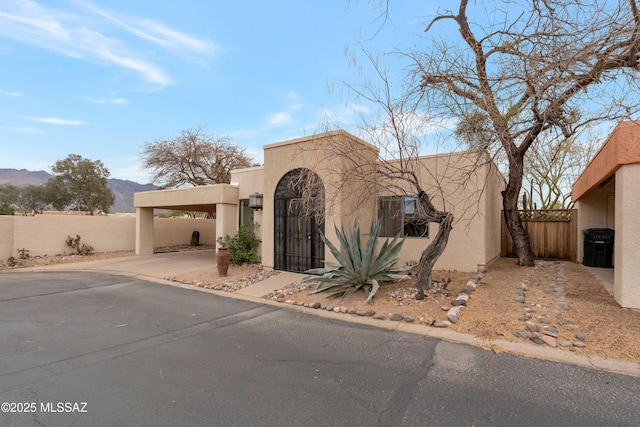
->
[583,228,614,268]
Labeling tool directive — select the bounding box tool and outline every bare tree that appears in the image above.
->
[141,128,256,188]
[410,0,640,266]
[522,133,599,210]
[456,113,599,210]
[297,67,493,299]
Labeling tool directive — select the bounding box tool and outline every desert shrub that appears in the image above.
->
[304,220,411,304]
[17,248,30,260]
[217,221,261,265]
[0,203,15,215]
[65,234,94,255]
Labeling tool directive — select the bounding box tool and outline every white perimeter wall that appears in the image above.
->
[0,215,216,260]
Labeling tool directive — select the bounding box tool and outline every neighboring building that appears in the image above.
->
[572,121,640,309]
[134,130,505,274]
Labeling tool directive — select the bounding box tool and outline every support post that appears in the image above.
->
[136,207,154,255]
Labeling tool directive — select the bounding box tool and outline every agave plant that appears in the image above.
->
[304,220,412,304]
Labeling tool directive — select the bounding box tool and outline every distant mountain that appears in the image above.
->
[0,168,157,213]
[105,178,158,213]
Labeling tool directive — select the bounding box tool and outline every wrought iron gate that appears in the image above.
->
[274,169,324,272]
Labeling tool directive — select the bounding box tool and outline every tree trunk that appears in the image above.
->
[414,190,454,300]
[415,213,454,299]
[503,154,535,266]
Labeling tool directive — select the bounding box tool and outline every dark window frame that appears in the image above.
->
[378,196,429,238]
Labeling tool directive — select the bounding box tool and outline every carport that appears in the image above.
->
[133,184,239,255]
[572,121,640,309]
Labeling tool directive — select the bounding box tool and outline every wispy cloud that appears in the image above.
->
[0,0,217,85]
[269,112,293,126]
[89,97,127,105]
[1,91,24,96]
[31,117,85,125]
[79,0,218,58]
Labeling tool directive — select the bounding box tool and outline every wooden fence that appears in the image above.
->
[501,209,578,261]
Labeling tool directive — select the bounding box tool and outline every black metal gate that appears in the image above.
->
[274,169,324,272]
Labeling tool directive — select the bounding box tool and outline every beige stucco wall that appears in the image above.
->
[231,166,265,200]
[252,131,502,273]
[0,215,215,260]
[261,131,379,269]
[484,160,505,268]
[230,166,265,256]
[614,164,640,308]
[0,216,14,259]
[382,151,504,272]
[154,217,216,247]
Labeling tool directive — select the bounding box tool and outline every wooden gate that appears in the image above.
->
[501,210,578,261]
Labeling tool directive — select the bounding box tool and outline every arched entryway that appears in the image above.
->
[274,168,325,272]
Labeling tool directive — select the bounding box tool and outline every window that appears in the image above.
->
[378,196,429,238]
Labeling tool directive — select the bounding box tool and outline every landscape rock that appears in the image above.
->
[419,315,434,326]
[530,336,546,345]
[526,321,539,333]
[433,321,450,328]
[447,306,463,324]
[540,335,558,348]
[389,312,404,321]
[537,316,550,324]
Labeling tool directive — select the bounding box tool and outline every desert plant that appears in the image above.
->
[65,234,94,255]
[216,220,261,265]
[304,220,411,304]
[17,248,30,260]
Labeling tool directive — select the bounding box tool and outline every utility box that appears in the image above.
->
[583,228,614,268]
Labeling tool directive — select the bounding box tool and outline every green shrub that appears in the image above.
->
[217,221,261,265]
[304,220,411,304]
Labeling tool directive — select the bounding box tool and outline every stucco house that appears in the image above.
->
[134,130,504,275]
[572,121,640,309]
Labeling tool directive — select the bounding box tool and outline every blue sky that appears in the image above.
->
[0,0,439,183]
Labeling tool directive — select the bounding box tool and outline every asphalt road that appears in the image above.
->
[1,271,639,427]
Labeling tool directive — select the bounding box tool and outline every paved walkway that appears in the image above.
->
[19,250,306,297]
[9,250,639,378]
[586,266,615,296]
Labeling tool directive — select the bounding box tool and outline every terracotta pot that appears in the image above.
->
[216,247,230,277]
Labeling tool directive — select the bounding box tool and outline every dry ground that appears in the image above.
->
[271,258,639,362]
[3,248,638,362]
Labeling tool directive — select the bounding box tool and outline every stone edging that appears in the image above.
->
[264,271,486,328]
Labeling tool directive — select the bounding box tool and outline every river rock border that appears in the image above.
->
[512,261,587,350]
[165,267,281,292]
[264,270,486,328]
